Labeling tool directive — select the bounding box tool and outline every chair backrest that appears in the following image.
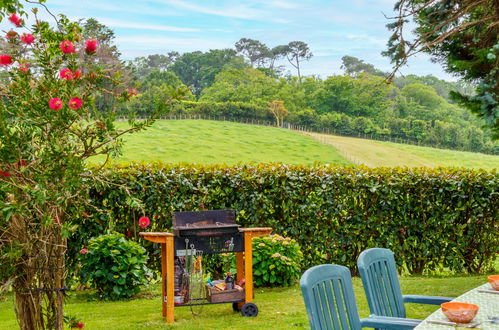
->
[300,264,362,330]
[357,248,406,318]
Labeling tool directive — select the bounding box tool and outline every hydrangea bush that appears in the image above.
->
[0,4,179,329]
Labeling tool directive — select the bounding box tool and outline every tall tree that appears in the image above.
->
[128,52,179,78]
[383,0,499,138]
[235,38,270,67]
[341,55,387,77]
[285,41,313,81]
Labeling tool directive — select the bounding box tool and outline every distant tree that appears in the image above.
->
[383,0,498,138]
[340,56,387,77]
[170,49,246,96]
[268,45,290,71]
[129,53,178,77]
[268,100,289,127]
[235,38,270,67]
[285,41,313,81]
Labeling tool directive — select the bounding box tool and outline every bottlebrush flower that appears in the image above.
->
[77,322,85,329]
[17,159,27,168]
[128,89,138,97]
[20,33,35,44]
[0,55,13,66]
[85,39,97,54]
[73,69,82,79]
[0,170,10,178]
[138,216,151,228]
[68,97,83,110]
[60,40,76,54]
[6,30,18,40]
[8,13,23,27]
[19,63,29,73]
[59,68,73,80]
[49,98,63,110]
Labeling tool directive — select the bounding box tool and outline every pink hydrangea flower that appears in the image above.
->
[138,216,151,228]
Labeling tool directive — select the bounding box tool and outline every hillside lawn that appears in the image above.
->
[92,120,350,166]
[91,119,498,169]
[0,275,489,329]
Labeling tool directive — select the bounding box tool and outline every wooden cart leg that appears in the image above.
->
[243,232,253,304]
[161,243,167,317]
[166,237,175,323]
[236,252,245,309]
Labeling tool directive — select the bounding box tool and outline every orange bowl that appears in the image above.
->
[488,275,499,290]
[441,302,479,323]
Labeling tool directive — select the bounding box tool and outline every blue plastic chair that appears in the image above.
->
[300,264,421,330]
[357,248,452,322]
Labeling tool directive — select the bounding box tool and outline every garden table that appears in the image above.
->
[415,283,498,329]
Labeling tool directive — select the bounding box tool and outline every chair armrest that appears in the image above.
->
[360,316,421,329]
[403,294,453,305]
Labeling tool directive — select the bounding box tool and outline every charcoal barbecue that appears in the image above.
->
[140,210,272,323]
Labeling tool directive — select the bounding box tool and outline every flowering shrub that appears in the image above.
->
[79,233,152,300]
[0,4,181,328]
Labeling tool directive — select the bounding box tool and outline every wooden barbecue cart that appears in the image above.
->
[140,210,272,323]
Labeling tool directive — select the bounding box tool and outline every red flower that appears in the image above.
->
[8,13,23,27]
[69,97,83,110]
[20,33,35,44]
[138,216,151,228]
[80,249,88,254]
[17,159,27,168]
[128,88,138,97]
[0,170,10,178]
[59,68,73,80]
[0,55,13,66]
[49,98,63,110]
[6,30,18,40]
[19,63,29,73]
[317,210,323,216]
[85,39,97,54]
[77,322,85,329]
[73,69,82,79]
[60,40,76,54]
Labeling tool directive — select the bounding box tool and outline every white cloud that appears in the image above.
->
[153,0,266,20]
[96,18,200,32]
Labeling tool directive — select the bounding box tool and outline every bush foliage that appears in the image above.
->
[70,163,498,277]
[79,233,152,300]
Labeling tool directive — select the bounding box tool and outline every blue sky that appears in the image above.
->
[9,0,455,80]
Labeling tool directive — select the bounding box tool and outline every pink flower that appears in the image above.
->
[20,33,35,44]
[68,97,83,110]
[6,30,18,40]
[60,40,76,54]
[19,63,29,73]
[49,98,63,110]
[80,249,88,254]
[59,68,73,80]
[0,55,13,66]
[73,69,82,79]
[85,39,97,54]
[8,13,23,27]
[138,216,151,228]
[128,88,138,97]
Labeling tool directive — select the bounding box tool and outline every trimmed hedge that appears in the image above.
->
[70,163,498,276]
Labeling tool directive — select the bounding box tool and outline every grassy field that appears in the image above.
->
[91,120,349,166]
[0,275,489,329]
[306,132,499,170]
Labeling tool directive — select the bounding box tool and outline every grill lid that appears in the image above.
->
[172,210,240,235]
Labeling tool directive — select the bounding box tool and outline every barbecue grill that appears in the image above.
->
[140,210,272,323]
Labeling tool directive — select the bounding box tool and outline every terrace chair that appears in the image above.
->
[300,264,420,330]
[357,248,452,324]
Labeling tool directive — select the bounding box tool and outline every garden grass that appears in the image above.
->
[0,275,488,329]
[90,120,350,166]
[307,132,499,169]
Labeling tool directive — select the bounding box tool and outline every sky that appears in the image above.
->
[5,0,456,80]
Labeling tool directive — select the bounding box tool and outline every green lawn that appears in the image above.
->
[0,275,488,329]
[307,132,499,170]
[91,120,349,166]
